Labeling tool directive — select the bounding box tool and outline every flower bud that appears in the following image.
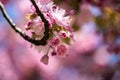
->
[59,31,67,38]
[40,55,49,65]
[57,44,68,56]
[51,51,57,56]
[50,36,60,46]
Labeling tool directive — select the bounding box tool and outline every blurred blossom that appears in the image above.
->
[0,48,19,80]
[113,71,120,80]
[0,0,10,5]
[80,21,97,34]
[0,25,7,42]
[109,54,120,66]
[70,21,102,54]
[78,73,102,80]
[93,45,112,66]
[18,0,31,13]
[37,0,52,4]
[89,5,102,16]
[116,37,120,44]
[56,67,79,80]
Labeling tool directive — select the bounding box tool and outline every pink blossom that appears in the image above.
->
[27,1,73,37]
[37,0,52,5]
[59,30,68,38]
[35,1,71,28]
[40,55,49,65]
[57,45,68,56]
[25,0,73,62]
[30,5,36,13]
[25,20,33,30]
[50,36,60,46]
[25,16,45,40]
[51,51,57,56]
[50,7,71,28]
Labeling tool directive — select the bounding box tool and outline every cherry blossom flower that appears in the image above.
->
[50,7,71,28]
[59,30,68,38]
[35,1,71,28]
[49,36,60,46]
[25,16,45,40]
[57,45,68,56]
[25,0,73,64]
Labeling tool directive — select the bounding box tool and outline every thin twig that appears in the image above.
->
[0,0,49,46]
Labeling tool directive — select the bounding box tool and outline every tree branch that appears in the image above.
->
[0,0,49,46]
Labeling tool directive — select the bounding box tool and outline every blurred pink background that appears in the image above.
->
[0,0,120,80]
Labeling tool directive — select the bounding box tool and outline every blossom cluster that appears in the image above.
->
[25,0,74,64]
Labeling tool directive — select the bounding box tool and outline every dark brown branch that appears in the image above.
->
[0,0,49,46]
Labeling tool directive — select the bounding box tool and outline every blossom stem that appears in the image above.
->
[0,0,49,46]
[46,46,51,55]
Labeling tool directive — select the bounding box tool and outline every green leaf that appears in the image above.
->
[62,37,71,45]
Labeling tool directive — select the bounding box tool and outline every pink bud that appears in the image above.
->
[51,51,57,56]
[27,21,33,26]
[50,36,60,46]
[40,55,49,65]
[57,45,68,56]
[59,31,67,38]
[52,5,57,11]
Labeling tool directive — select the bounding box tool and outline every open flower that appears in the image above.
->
[25,0,74,64]
[50,7,71,28]
[25,16,45,40]
[36,1,71,29]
